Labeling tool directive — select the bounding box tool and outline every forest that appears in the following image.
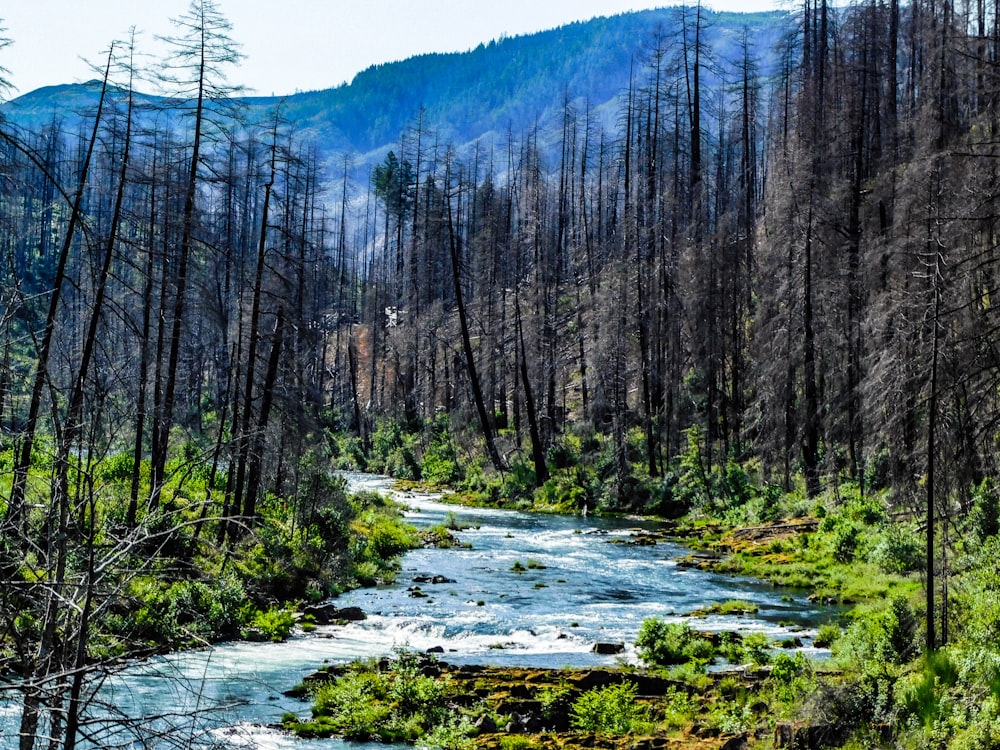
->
[4,0,1000,748]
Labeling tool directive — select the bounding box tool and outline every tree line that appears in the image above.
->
[339,0,1000,646]
[0,3,357,746]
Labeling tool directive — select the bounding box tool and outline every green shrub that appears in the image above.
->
[421,431,462,486]
[770,651,810,684]
[416,715,476,750]
[897,650,959,728]
[546,435,580,471]
[868,523,924,574]
[350,505,421,584]
[245,606,296,642]
[842,491,887,524]
[712,701,755,733]
[739,631,773,666]
[313,671,394,738]
[835,597,918,671]
[130,575,250,645]
[309,652,451,742]
[538,682,573,720]
[952,536,1000,644]
[352,560,380,586]
[534,473,589,511]
[420,414,463,485]
[814,623,841,649]
[570,681,646,734]
[660,686,697,729]
[833,522,862,563]
[635,618,715,667]
[370,420,421,480]
[969,478,1000,543]
[98,451,135,483]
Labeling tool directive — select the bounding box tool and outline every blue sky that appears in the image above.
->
[3,0,789,97]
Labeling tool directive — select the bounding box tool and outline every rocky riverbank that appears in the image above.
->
[283,656,761,749]
[281,646,868,750]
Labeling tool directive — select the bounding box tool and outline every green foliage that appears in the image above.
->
[416,715,476,750]
[869,523,924,574]
[835,597,918,672]
[307,651,455,743]
[349,504,422,585]
[312,671,395,739]
[328,430,367,471]
[951,536,1000,645]
[97,451,135,483]
[672,426,777,523]
[570,681,646,735]
[496,736,534,750]
[739,631,773,666]
[421,416,463,486]
[969,478,1000,544]
[659,686,698,729]
[370,420,421,480]
[635,618,715,667]
[373,151,416,218]
[547,434,581,471]
[814,623,842,649]
[833,522,862,563]
[130,575,250,646]
[897,651,960,728]
[533,470,593,512]
[841,490,888,525]
[538,682,573,720]
[770,651,810,685]
[245,606,296,642]
[353,507,420,559]
[864,448,891,492]
[706,599,758,616]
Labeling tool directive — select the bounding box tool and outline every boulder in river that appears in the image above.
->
[412,574,456,584]
[301,604,367,624]
[592,642,625,655]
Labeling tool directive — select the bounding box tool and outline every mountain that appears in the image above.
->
[2,7,788,168]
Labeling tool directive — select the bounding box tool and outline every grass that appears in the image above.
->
[688,599,759,617]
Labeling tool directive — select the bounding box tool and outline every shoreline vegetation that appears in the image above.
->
[274,419,1000,749]
[3,426,984,749]
[2,422,993,749]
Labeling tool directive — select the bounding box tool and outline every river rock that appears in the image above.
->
[592,642,625,655]
[774,721,848,749]
[334,606,367,621]
[473,714,497,734]
[719,734,750,750]
[302,604,367,624]
[412,574,456,584]
[426,645,445,654]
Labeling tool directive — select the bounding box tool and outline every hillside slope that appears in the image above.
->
[2,8,787,163]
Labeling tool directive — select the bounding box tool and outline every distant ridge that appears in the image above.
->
[2,8,788,169]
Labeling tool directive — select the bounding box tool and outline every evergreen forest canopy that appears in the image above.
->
[6,0,1000,746]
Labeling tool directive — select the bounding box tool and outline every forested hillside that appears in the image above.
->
[4,8,785,161]
[6,0,1000,747]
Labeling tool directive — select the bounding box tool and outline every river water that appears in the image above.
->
[0,472,832,749]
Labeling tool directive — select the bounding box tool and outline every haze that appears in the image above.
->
[2,0,787,97]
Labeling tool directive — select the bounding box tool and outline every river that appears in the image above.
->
[0,472,832,749]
